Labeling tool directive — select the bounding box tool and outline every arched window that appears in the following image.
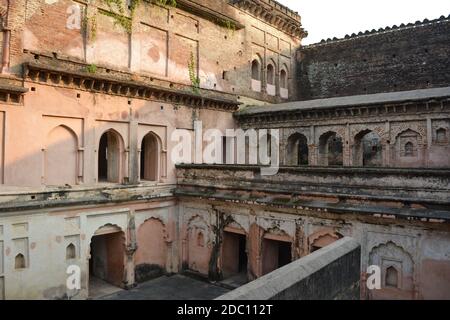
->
[319,132,343,166]
[385,266,399,288]
[251,59,261,81]
[354,130,382,167]
[258,133,277,164]
[140,132,159,182]
[66,243,76,260]
[267,64,275,85]
[15,253,26,269]
[98,130,124,183]
[286,133,308,166]
[404,142,414,157]
[436,128,447,143]
[280,69,287,89]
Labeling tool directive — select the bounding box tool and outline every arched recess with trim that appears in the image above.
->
[98,129,125,183]
[353,129,383,167]
[140,131,161,182]
[279,64,289,99]
[45,125,78,186]
[251,55,263,92]
[319,131,343,166]
[185,215,211,275]
[134,217,168,281]
[286,132,309,165]
[308,230,343,253]
[393,129,424,167]
[266,59,276,96]
[368,241,415,300]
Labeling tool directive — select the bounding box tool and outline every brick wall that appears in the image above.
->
[297,16,450,100]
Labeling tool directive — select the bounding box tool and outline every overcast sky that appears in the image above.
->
[276,0,450,44]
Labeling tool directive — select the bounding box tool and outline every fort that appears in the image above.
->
[0,0,449,300]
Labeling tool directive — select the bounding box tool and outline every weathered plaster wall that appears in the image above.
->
[0,196,177,299]
[12,0,302,103]
[178,198,450,300]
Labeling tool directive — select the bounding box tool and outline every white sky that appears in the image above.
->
[276,0,450,44]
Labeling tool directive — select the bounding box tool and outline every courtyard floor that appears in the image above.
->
[96,274,231,300]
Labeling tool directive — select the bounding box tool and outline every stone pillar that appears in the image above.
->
[124,214,137,289]
[426,117,432,167]
[124,245,137,289]
[343,124,351,166]
[309,144,317,166]
[384,121,391,167]
[248,222,262,281]
[129,111,139,184]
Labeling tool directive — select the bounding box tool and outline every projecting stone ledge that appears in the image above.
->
[216,237,361,300]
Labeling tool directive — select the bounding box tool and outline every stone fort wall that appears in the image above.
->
[297,15,450,100]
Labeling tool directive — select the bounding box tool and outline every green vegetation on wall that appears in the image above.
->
[155,0,177,7]
[188,52,200,94]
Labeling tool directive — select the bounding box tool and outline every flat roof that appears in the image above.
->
[236,86,450,116]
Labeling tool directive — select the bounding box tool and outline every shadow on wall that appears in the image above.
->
[216,237,361,300]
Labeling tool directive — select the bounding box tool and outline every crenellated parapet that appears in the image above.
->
[229,0,307,39]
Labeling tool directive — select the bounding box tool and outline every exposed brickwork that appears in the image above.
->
[297,16,450,100]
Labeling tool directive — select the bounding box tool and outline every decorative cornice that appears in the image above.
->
[174,0,245,30]
[23,62,240,111]
[235,97,450,126]
[0,79,28,105]
[229,0,307,39]
[304,14,450,48]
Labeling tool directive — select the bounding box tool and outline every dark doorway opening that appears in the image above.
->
[278,241,292,268]
[89,231,125,298]
[221,231,248,287]
[262,238,292,275]
[98,133,108,181]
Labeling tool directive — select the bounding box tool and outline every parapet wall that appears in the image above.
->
[216,237,361,300]
[297,15,450,100]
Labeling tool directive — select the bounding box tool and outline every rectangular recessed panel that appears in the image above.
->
[13,238,29,268]
[64,217,80,233]
[64,235,80,260]
[139,24,168,76]
[251,26,265,45]
[12,223,28,237]
[266,33,279,51]
[280,39,291,56]
[175,13,199,34]
[93,12,130,69]
[23,0,86,60]
[170,35,198,84]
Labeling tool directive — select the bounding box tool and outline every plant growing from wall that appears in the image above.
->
[85,64,98,73]
[221,19,236,35]
[188,51,200,94]
[155,0,177,7]
[82,8,98,43]
[101,0,138,34]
